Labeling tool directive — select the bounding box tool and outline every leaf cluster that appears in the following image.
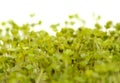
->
[0,15,120,83]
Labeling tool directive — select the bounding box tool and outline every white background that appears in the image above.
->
[0,0,120,34]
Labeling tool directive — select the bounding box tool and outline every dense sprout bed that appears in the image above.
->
[0,15,120,83]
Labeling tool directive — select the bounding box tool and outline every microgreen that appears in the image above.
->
[0,14,120,83]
